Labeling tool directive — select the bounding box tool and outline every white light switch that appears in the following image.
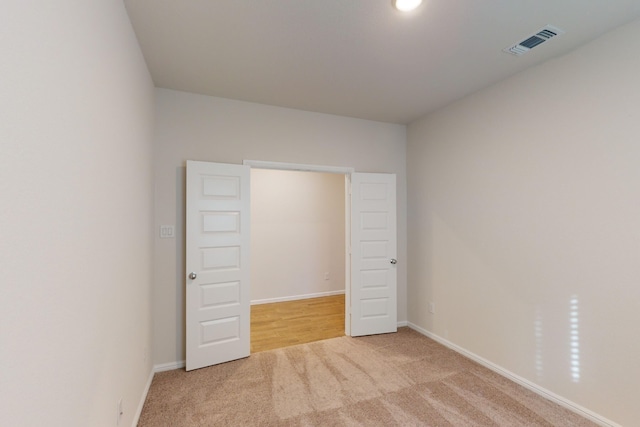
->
[160,225,175,239]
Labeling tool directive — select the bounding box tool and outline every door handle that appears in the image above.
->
[390,259,397,265]
[188,272,197,280]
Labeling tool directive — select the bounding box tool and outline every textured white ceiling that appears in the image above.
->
[125,0,640,124]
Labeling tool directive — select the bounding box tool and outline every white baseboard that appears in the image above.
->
[132,368,154,427]
[407,323,620,427]
[397,320,408,327]
[251,290,345,305]
[153,360,185,372]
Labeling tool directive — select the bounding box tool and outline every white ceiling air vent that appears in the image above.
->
[504,25,565,56]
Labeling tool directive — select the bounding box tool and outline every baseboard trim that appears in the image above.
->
[251,290,345,305]
[132,368,154,427]
[407,322,620,427]
[153,360,185,373]
[397,320,408,327]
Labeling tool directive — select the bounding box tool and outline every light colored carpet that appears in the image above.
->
[139,328,596,426]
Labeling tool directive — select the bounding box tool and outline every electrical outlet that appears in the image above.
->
[159,225,175,239]
[116,398,123,425]
[428,302,435,314]
[324,272,330,281]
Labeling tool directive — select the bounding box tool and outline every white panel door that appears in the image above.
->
[186,161,250,371]
[350,173,397,336]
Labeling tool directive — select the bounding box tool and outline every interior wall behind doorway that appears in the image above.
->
[251,169,345,304]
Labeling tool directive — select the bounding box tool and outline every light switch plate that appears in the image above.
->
[160,225,175,238]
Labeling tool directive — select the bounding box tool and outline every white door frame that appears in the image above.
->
[243,160,355,335]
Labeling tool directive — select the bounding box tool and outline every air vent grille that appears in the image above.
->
[504,25,564,56]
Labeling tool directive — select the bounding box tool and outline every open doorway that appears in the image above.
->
[249,168,346,352]
[185,160,397,370]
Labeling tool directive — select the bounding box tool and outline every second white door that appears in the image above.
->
[350,172,397,336]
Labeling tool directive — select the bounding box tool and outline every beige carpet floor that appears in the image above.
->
[139,328,597,426]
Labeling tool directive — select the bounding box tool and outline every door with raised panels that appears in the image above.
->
[350,172,397,336]
[185,161,250,371]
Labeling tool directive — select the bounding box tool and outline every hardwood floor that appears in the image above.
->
[250,294,345,353]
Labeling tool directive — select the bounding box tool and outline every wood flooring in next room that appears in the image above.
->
[250,294,345,353]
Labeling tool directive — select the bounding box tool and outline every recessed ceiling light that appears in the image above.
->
[393,0,423,12]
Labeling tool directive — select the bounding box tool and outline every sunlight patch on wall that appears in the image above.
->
[534,306,544,381]
[569,295,580,383]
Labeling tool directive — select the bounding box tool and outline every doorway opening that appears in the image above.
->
[185,160,397,370]
[247,165,350,353]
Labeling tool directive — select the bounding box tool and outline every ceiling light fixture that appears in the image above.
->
[393,0,423,12]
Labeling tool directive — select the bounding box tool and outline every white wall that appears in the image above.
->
[407,19,640,426]
[0,2,154,427]
[153,88,407,365]
[251,169,345,303]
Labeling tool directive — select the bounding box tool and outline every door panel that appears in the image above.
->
[350,173,397,336]
[186,161,250,371]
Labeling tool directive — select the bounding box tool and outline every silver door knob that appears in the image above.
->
[188,272,197,280]
[390,259,397,265]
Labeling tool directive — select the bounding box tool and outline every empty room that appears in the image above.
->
[2,1,640,426]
